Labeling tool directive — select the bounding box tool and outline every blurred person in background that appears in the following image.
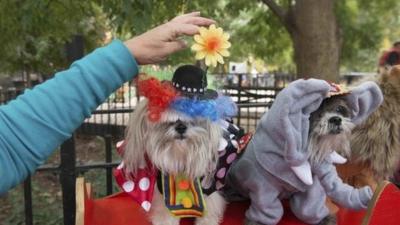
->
[378,41,400,73]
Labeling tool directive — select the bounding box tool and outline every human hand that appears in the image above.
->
[124,12,215,65]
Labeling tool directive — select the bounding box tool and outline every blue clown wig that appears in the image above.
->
[170,93,237,121]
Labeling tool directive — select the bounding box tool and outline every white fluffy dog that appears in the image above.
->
[122,99,226,225]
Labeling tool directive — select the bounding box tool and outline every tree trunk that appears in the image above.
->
[290,0,341,82]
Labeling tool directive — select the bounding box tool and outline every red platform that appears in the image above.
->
[75,178,399,225]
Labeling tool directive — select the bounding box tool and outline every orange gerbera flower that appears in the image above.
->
[191,24,231,67]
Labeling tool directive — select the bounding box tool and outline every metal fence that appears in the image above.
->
[0,72,294,225]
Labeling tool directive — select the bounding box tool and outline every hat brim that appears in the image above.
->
[180,89,218,100]
[326,90,351,98]
[326,83,350,98]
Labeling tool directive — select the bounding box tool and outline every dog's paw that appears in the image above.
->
[317,215,337,225]
[244,218,263,225]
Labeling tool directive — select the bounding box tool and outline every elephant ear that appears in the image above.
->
[270,79,332,186]
[273,79,332,167]
[344,81,383,125]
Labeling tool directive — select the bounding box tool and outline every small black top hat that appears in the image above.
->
[172,65,218,99]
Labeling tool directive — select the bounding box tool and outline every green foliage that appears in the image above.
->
[222,0,400,72]
[0,0,107,75]
[336,0,400,71]
[225,3,294,72]
[97,0,294,70]
[1,0,400,76]
[98,0,224,66]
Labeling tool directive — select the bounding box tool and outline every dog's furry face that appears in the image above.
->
[308,96,355,163]
[123,99,221,179]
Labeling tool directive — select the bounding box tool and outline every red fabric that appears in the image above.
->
[337,208,365,225]
[367,183,400,225]
[84,183,400,225]
[84,193,310,225]
[336,182,400,225]
[114,163,157,212]
[114,141,158,212]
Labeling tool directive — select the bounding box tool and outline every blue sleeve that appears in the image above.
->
[0,40,139,194]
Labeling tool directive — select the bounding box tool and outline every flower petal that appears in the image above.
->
[208,53,217,62]
[199,27,208,37]
[194,35,205,45]
[212,57,218,67]
[209,24,216,31]
[193,25,231,66]
[218,49,230,57]
[215,53,224,64]
[221,41,231,49]
[195,51,206,60]
[215,27,223,36]
[205,55,212,66]
[191,43,204,51]
[208,28,221,38]
[222,33,230,41]
[207,53,219,67]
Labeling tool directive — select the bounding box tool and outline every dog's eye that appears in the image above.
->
[336,105,348,116]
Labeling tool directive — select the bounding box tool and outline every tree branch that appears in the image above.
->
[260,0,295,35]
[261,0,286,21]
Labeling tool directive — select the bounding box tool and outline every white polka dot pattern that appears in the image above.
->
[116,141,124,148]
[139,177,150,191]
[122,181,135,192]
[117,162,124,169]
[218,138,228,151]
[141,201,151,212]
[114,140,157,213]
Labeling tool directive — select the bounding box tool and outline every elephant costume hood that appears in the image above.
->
[251,79,383,185]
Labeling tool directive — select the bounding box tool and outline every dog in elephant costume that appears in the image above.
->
[226,79,383,225]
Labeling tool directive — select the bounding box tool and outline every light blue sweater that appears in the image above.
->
[0,40,138,195]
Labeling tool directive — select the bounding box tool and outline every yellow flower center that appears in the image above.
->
[205,36,221,53]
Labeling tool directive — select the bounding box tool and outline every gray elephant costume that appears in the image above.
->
[226,79,383,225]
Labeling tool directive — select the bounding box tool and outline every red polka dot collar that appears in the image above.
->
[113,141,208,217]
[114,141,157,212]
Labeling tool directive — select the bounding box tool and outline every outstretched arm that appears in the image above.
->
[0,12,215,195]
[0,40,138,194]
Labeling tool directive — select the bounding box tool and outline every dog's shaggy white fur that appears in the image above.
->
[123,99,226,225]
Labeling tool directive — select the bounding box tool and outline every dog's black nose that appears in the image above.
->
[329,116,342,125]
[175,120,187,134]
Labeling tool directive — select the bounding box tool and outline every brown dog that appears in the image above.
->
[337,65,400,191]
